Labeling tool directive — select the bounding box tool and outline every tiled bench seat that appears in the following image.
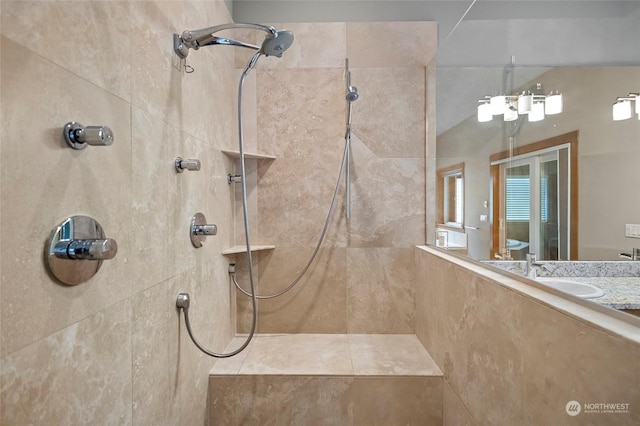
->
[208,334,443,425]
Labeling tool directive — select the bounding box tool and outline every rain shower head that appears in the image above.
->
[261,30,294,57]
[173,22,294,59]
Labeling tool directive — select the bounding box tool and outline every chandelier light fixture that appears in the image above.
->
[612,93,639,121]
[477,97,493,122]
[477,83,563,123]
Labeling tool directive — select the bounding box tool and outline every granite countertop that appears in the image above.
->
[481,261,640,310]
[550,276,640,310]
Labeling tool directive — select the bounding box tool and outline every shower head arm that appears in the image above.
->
[200,36,260,51]
[186,22,277,42]
[174,22,277,59]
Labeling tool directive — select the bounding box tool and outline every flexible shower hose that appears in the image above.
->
[179,51,352,356]
[231,59,355,300]
[178,51,262,358]
[230,138,349,299]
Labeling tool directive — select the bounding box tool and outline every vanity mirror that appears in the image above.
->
[434,1,640,314]
[438,65,640,260]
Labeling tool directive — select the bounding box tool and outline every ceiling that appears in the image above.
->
[232,1,640,133]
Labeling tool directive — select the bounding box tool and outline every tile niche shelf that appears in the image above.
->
[222,245,276,256]
[222,149,276,256]
[221,149,276,160]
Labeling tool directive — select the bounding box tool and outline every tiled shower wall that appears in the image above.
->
[234,22,438,334]
[0,7,438,423]
[416,246,640,425]
[1,1,239,424]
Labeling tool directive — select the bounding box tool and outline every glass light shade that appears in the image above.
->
[517,93,533,114]
[545,93,563,115]
[504,105,518,122]
[528,102,545,122]
[636,98,640,115]
[612,100,632,121]
[478,103,493,122]
[490,95,506,115]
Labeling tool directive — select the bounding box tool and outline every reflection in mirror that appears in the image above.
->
[437,65,640,316]
[437,66,640,261]
[432,0,640,318]
[489,132,577,261]
[437,163,464,228]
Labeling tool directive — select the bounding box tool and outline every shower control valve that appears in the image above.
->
[46,215,118,285]
[175,157,201,172]
[193,224,217,236]
[228,174,242,184]
[54,238,118,260]
[190,212,217,248]
[63,122,114,150]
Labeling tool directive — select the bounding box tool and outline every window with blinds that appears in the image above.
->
[506,176,548,222]
[454,176,463,224]
[437,162,465,228]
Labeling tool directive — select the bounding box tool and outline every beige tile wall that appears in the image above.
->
[234,21,437,334]
[415,246,640,425]
[0,10,439,422]
[0,1,238,423]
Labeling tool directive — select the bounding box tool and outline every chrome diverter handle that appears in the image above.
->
[46,215,118,285]
[53,238,118,260]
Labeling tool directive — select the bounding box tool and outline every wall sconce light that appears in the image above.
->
[477,83,563,123]
[612,93,639,121]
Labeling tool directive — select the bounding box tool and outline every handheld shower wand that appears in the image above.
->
[344,59,359,220]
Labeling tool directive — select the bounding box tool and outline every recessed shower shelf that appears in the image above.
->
[222,245,276,255]
[221,149,276,160]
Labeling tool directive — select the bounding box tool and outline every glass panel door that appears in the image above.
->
[499,147,570,261]
[503,159,535,260]
[539,148,570,260]
[539,154,558,259]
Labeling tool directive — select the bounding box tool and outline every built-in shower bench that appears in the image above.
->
[208,334,443,425]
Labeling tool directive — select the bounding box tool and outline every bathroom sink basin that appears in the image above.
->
[535,278,605,299]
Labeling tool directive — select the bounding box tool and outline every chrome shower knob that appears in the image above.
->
[190,213,217,248]
[192,225,217,236]
[175,157,201,172]
[54,238,118,260]
[228,174,242,184]
[63,122,114,150]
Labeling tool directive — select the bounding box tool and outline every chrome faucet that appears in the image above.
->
[619,248,640,260]
[524,253,540,279]
[494,248,512,260]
